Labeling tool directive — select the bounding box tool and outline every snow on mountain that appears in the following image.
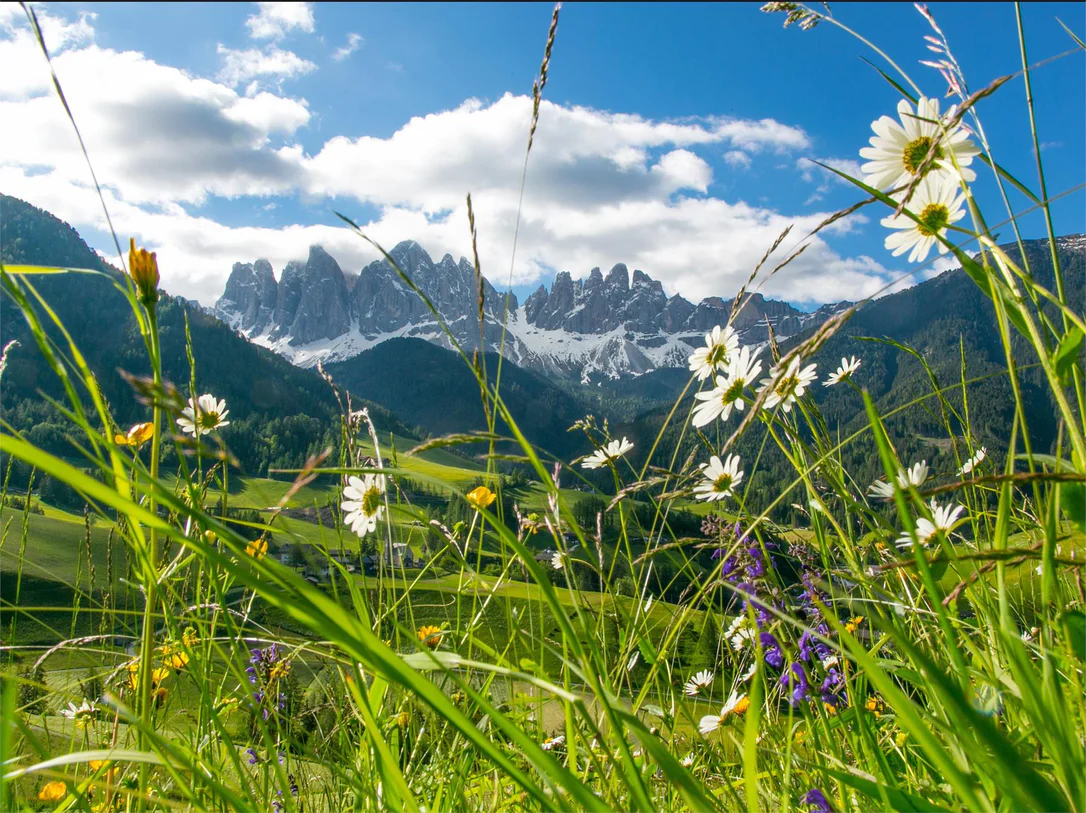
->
[214,240,849,381]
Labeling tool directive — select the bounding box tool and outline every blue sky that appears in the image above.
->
[1,2,1082,307]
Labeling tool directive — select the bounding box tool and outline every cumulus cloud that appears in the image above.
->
[332,32,363,62]
[245,2,315,40]
[217,44,316,88]
[1,8,900,307]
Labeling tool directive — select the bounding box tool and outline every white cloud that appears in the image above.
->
[216,44,316,88]
[332,32,363,62]
[1,9,899,308]
[723,150,751,170]
[798,156,864,204]
[245,2,314,40]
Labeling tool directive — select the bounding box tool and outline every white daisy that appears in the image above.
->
[692,346,763,427]
[881,174,966,264]
[541,734,565,751]
[61,698,98,728]
[341,473,386,537]
[958,447,987,476]
[860,95,980,191]
[739,663,758,682]
[724,615,745,640]
[730,627,756,652]
[688,325,740,381]
[684,670,714,697]
[896,460,929,489]
[895,498,964,548]
[581,437,634,470]
[176,394,230,436]
[824,356,861,386]
[698,690,749,735]
[680,753,695,768]
[867,480,896,501]
[693,454,744,502]
[758,356,818,413]
[551,550,565,570]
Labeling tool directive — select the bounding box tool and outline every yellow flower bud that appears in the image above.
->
[128,238,160,306]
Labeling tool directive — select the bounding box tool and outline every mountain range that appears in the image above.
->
[215,242,851,382]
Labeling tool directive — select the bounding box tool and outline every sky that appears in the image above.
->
[1,2,1083,309]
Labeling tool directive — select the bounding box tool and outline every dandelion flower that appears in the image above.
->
[896,499,964,548]
[541,734,565,751]
[245,535,269,560]
[860,96,980,191]
[581,437,634,470]
[759,356,818,413]
[465,485,497,511]
[881,174,966,264]
[417,625,442,649]
[824,356,860,387]
[688,325,739,381]
[958,447,987,476]
[692,346,763,427]
[698,690,750,734]
[844,616,864,634]
[114,422,155,448]
[177,394,230,436]
[684,670,714,696]
[128,238,160,306]
[341,473,386,537]
[38,781,68,802]
[694,454,744,502]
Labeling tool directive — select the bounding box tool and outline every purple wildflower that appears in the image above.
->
[821,668,843,706]
[245,747,260,765]
[803,787,833,813]
[778,662,810,707]
[760,632,784,669]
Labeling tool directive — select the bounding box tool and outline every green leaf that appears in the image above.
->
[0,264,99,275]
[1059,482,1086,534]
[820,766,950,813]
[1059,610,1086,663]
[1053,326,1085,385]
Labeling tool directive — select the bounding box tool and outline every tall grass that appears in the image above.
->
[2,2,1084,811]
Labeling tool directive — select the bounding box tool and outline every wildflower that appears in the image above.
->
[692,346,762,426]
[60,698,98,728]
[698,690,750,734]
[760,632,784,669]
[803,787,834,813]
[865,697,886,715]
[895,731,908,747]
[417,625,442,649]
[693,454,744,502]
[176,394,230,436]
[778,662,810,707]
[731,626,756,652]
[820,667,843,707]
[39,780,68,802]
[161,645,190,670]
[341,473,386,537]
[245,747,260,766]
[551,550,565,570]
[128,237,160,306]
[758,356,818,413]
[881,174,966,263]
[152,686,169,707]
[114,422,155,448]
[896,460,929,489]
[824,356,860,386]
[680,753,695,768]
[860,95,979,191]
[245,535,269,560]
[247,644,289,718]
[823,702,838,716]
[688,325,739,381]
[958,447,987,476]
[866,480,896,501]
[724,615,745,639]
[581,437,634,469]
[684,669,714,696]
[465,485,497,511]
[395,710,410,728]
[740,663,758,682]
[895,499,964,549]
[844,616,864,634]
[541,734,565,751]
[182,627,198,648]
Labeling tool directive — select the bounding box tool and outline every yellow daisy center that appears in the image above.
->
[916,203,951,237]
[713,473,733,493]
[902,136,944,175]
[775,375,799,399]
[721,378,745,405]
[705,344,729,367]
[362,485,382,516]
[198,410,221,429]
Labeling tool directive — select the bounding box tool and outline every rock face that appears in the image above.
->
[215,239,848,380]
